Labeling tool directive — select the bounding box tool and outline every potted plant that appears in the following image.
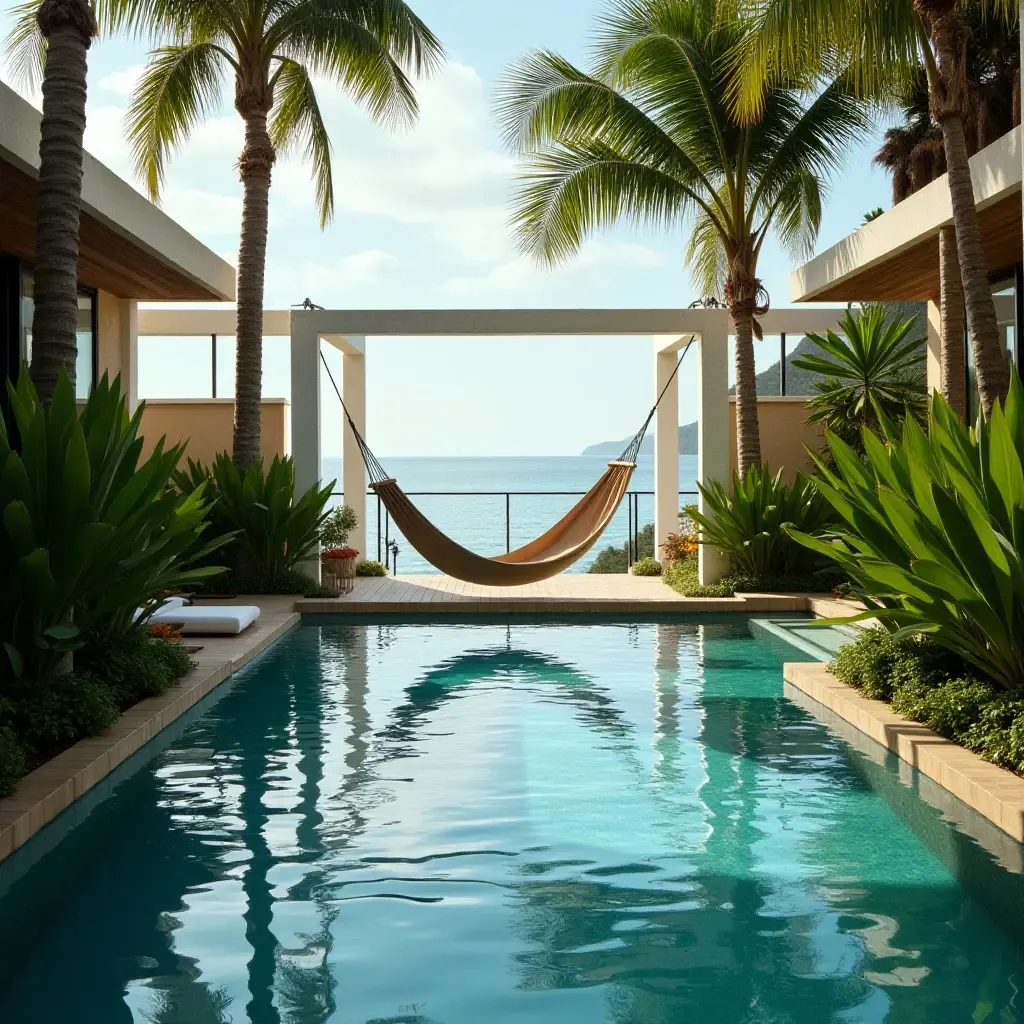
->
[320,506,359,595]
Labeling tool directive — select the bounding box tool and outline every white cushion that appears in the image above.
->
[148,604,261,636]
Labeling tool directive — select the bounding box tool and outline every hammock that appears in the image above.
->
[321,338,694,586]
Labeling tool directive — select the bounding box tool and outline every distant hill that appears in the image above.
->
[581,302,927,457]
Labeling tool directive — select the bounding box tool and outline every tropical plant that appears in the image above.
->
[321,504,357,551]
[862,208,885,224]
[661,503,699,563]
[355,559,388,577]
[793,304,926,450]
[0,370,223,682]
[732,0,1017,419]
[497,0,869,478]
[173,453,334,575]
[691,466,836,578]
[791,372,1024,690]
[117,0,443,468]
[5,0,97,406]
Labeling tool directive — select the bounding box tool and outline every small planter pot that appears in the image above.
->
[321,554,358,595]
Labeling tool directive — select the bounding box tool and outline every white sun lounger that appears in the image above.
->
[147,596,261,636]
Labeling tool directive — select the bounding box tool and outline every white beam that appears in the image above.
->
[697,323,730,585]
[926,301,942,397]
[323,333,366,355]
[342,345,368,560]
[138,308,291,337]
[654,345,680,565]
[290,317,322,582]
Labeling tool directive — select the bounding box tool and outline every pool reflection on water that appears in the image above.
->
[0,619,1022,1023]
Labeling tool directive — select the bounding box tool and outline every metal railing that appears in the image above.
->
[330,489,699,572]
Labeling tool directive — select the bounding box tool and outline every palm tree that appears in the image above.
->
[874,70,966,416]
[873,14,1020,420]
[497,0,869,477]
[732,0,1017,419]
[124,0,443,468]
[5,0,97,407]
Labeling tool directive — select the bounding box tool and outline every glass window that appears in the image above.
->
[19,269,95,399]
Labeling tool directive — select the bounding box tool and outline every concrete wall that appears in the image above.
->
[140,398,290,465]
[727,397,824,483]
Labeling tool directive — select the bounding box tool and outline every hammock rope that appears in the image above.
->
[318,335,696,584]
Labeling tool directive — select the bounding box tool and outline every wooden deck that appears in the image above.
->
[296,574,814,615]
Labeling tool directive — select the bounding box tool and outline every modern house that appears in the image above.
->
[792,125,1022,413]
[0,81,234,414]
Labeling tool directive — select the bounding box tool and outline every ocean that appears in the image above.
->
[322,454,700,574]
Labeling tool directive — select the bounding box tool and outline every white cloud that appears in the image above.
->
[96,64,143,97]
[443,241,667,301]
[337,249,400,283]
[274,62,517,265]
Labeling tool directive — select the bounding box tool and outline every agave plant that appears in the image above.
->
[791,373,1024,690]
[0,370,224,681]
[692,466,836,578]
[793,304,926,450]
[174,454,334,576]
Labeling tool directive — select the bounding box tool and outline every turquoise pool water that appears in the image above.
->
[1,618,1023,1022]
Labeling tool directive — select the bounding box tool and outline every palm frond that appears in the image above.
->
[126,42,227,202]
[510,140,696,266]
[4,0,47,90]
[685,205,729,297]
[270,58,334,227]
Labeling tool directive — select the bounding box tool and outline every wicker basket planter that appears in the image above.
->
[321,550,358,595]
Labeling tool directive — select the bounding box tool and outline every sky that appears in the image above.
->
[1,0,894,457]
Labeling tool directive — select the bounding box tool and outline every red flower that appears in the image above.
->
[322,547,359,560]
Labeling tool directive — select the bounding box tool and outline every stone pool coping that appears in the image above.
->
[785,662,1024,844]
[0,597,300,865]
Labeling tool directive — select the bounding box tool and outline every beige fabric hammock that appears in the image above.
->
[371,461,636,586]
[320,337,693,586]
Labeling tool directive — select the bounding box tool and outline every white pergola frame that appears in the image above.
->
[288,307,850,584]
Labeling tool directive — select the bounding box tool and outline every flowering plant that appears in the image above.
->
[150,623,183,641]
[322,546,359,560]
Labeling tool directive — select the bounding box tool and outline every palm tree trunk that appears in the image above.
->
[731,307,761,477]
[938,224,967,418]
[233,111,275,470]
[926,9,1009,417]
[30,0,96,407]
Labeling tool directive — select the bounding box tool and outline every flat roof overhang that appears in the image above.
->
[792,126,1023,303]
[0,82,235,301]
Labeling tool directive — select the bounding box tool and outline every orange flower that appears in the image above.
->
[150,623,182,641]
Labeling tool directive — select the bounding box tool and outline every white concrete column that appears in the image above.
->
[697,322,730,585]
[120,298,138,412]
[291,315,322,581]
[926,300,942,398]
[654,346,680,564]
[342,346,368,560]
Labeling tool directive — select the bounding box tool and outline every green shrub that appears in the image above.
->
[356,560,388,577]
[79,627,193,707]
[0,370,224,683]
[631,556,662,576]
[793,370,1024,690]
[829,628,1024,775]
[589,523,655,574]
[0,726,26,798]
[174,454,334,576]
[692,466,835,578]
[8,675,119,757]
[664,555,842,598]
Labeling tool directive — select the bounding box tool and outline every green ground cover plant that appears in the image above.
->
[356,560,389,577]
[833,628,1024,776]
[631,556,662,576]
[589,524,655,574]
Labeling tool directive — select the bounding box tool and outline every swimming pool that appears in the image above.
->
[1,618,1023,1022]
